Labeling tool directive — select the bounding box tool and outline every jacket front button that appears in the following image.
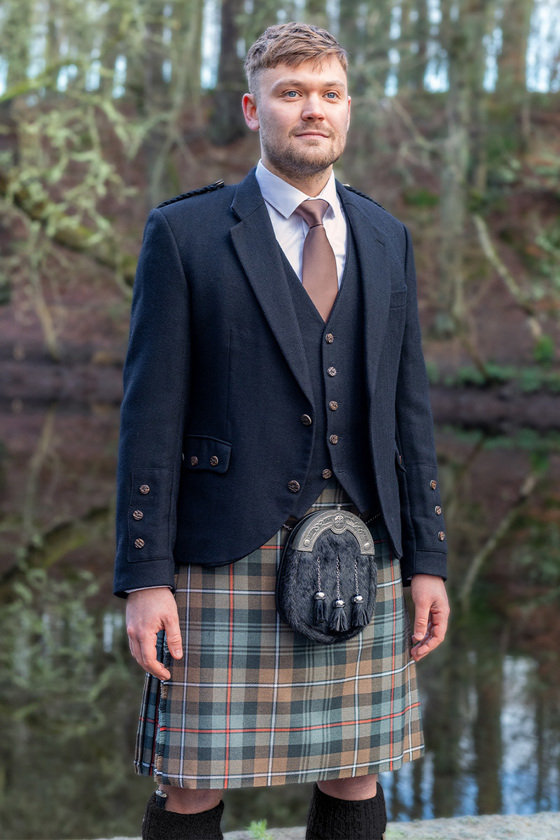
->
[132,510,144,521]
[322,469,332,479]
[134,538,145,549]
[329,434,339,445]
[430,479,437,490]
[190,456,199,467]
[210,455,219,466]
[301,414,313,426]
[139,484,150,495]
[327,366,337,377]
[287,480,301,493]
[329,401,338,411]
[438,531,446,541]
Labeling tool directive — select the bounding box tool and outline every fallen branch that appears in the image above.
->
[458,470,539,611]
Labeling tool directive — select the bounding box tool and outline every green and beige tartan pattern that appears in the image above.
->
[134,482,424,789]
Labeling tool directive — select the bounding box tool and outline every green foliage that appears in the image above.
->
[248,820,275,840]
[441,363,560,393]
[0,565,129,733]
[402,188,439,208]
[533,334,555,366]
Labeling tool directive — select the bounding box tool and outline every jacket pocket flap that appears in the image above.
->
[184,435,231,473]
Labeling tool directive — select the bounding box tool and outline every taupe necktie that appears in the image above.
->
[294,199,338,322]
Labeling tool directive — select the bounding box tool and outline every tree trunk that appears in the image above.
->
[208,0,247,146]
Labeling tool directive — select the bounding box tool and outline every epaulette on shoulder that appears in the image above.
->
[157,179,225,209]
[343,184,387,212]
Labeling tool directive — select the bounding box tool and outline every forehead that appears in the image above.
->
[259,56,348,90]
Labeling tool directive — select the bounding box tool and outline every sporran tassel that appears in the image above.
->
[352,558,369,627]
[329,599,349,632]
[314,591,326,624]
[329,555,349,632]
[351,594,369,627]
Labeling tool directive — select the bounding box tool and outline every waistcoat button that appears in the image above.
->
[329,434,339,444]
[327,366,337,377]
[325,333,334,344]
[329,401,338,411]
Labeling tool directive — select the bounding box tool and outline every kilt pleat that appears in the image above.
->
[134,483,424,788]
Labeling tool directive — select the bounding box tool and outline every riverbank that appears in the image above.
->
[99,811,560,840]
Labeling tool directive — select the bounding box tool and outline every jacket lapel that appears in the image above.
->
[337,184,392,396]
[230,170,314,404]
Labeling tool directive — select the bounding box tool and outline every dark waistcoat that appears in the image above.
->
[281,228,378,518]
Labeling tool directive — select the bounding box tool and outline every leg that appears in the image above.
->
[142,785,224,840]
[318,774,378,800]
[307,775,387,840]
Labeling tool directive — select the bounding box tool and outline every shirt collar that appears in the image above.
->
[256,160,339,220]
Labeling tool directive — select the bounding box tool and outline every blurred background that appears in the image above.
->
[0,0,559,837]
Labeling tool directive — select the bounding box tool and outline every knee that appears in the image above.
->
[318,774,378,801]
[159,784,223,814]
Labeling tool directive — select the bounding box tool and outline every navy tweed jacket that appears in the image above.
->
[114,169,447,596]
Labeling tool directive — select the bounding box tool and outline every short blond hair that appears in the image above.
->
[244,22,348,95]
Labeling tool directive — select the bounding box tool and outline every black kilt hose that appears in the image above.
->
[135,482,424,789]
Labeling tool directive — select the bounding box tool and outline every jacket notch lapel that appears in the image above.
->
[230,173,314,405]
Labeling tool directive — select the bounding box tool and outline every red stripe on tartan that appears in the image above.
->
[150,680,161,775]
[389,547,396,771]
[158,701,421,735]
[224,564,235,789]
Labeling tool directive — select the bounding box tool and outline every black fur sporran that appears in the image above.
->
[276,509,378,644]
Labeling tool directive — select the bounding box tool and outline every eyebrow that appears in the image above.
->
[271,78,347,91]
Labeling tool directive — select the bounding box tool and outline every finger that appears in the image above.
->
[412,605,430,643]
[137,634,172,681]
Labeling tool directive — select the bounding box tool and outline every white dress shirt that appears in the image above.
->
[255,160,347,286]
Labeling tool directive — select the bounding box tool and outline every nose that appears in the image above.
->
[301,94,325,121]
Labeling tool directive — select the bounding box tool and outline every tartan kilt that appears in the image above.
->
[134,482,424,789]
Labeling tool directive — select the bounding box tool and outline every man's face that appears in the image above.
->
[242,56,351,186]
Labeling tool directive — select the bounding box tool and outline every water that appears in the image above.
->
[0,403,559,838]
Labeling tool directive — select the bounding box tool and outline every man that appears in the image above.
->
[116,21,449,840]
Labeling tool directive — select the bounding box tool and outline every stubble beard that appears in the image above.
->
[262,130,346,181]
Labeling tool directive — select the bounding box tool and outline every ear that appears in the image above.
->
[242,93,260,131]
[347,96,352,130]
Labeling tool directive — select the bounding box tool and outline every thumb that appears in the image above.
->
[165,610,183,660]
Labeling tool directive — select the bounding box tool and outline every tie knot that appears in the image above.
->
[294,199,329,229]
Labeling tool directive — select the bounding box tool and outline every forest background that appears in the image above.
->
[1,1,560,838]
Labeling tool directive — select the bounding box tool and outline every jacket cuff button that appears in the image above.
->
[139,484,150,495]
[132,510,144,521]
[134,538,145,549]
[210,455,219,466]
[435,505,442,515]
[437,531,445,541]
[190,456,199,466]
[430,479,437,490]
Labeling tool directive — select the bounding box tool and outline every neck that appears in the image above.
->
[262,159,332,197]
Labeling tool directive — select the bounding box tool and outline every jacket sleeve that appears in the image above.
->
[395,224,447,581]
[114,208,190,597]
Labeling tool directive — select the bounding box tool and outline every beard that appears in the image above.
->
[261,126,346,180]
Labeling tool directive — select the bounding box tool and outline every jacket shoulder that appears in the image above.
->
[342,184,389,214]
[157,179,226,209]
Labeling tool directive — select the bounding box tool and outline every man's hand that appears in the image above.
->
[410,574,449,662]
[126,588,183,680]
